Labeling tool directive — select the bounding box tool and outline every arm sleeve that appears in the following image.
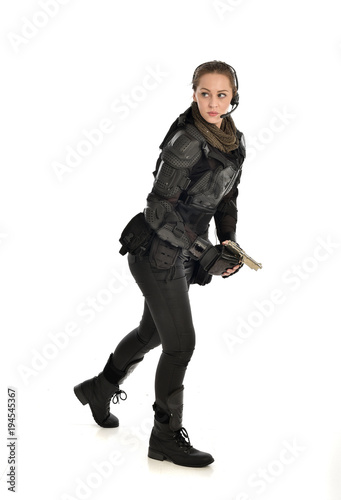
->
[214,171,242,243]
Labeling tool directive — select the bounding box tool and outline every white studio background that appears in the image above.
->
[0,1,341,499]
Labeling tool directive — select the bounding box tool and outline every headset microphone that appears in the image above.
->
[220,99,239,118]
[219,63,239,119]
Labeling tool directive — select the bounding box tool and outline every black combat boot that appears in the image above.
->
[74,354,143,428]
[148,386,214,467]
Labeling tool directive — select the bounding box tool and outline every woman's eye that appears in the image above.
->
[200,92,227,98]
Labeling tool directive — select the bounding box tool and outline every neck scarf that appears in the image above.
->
[191,101,239,154]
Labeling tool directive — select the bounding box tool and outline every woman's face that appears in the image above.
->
[193,72,234,128]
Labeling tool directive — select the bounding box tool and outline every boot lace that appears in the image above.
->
[111,389,127,404]
[174,427,192,451]
[101,389,128,423]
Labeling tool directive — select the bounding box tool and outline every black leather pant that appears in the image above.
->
[111,252,196,412]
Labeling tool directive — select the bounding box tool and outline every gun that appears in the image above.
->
[224,241,262,271]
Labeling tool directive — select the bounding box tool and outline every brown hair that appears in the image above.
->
[192,60,238,98]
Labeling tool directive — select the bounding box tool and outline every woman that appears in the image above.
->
[74,60,246,468]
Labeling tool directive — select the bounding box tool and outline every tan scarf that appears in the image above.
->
[191,101,239,154]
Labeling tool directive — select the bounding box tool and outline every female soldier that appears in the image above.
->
[74,60,246,468]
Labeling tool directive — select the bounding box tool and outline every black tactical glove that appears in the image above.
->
[199,244,241,276]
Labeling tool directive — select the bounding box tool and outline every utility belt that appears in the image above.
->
[119,213,212,285]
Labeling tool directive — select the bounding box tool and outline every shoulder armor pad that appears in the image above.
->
[161,128,203,169]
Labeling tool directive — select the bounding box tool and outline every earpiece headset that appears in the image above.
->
[192,62,239,118]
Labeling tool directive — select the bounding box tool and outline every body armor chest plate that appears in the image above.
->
[180,146,242,213]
